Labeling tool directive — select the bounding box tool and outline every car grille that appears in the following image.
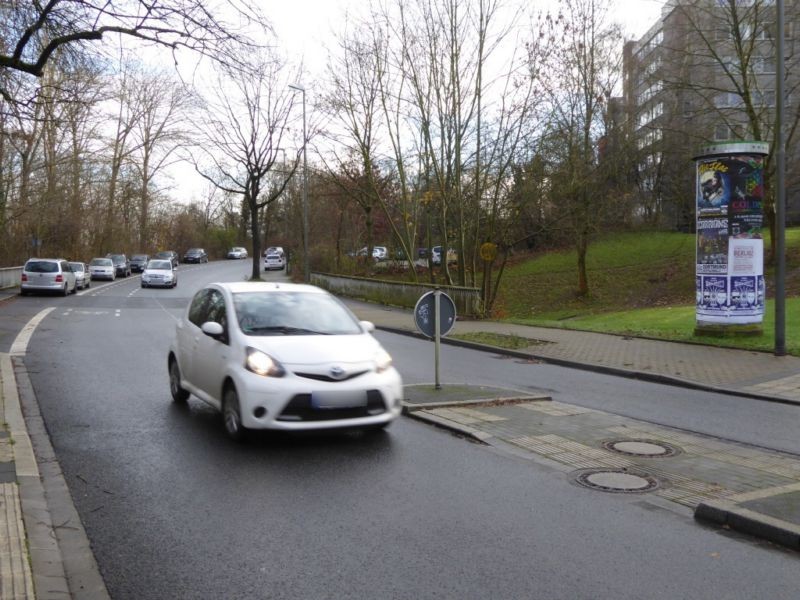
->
[294,370,368,382]
[277,390,386,421]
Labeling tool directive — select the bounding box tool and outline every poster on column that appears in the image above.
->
[697,276,728,320]
[727,238,764,323]
[696,217,728,274]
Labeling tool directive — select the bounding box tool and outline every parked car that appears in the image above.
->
[68,262,91,290]
[167,282,403,441]
[431,246,457,266]
[183,248,208,264]
[357,246,388,261]
[227,247,248,259]
[88,257,115,281]
[141,259,177,288]
[264,246,285,258]
[263,251,286,271]
[129,254,149,273]
[107,254,131,277]
[155,250,179,267]
[20,258,77,296]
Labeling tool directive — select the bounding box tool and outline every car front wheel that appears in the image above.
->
[169,359,190,403]
[223,386,246,442]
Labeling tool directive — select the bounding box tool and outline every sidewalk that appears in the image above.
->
[1,289,799,600]
[342,298,800,552]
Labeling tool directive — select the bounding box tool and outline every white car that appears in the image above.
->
[141,259,177,288]
[68,262,91,290]
[263,251,286,271]
[227,247,248,259]
[89,257,115,281]
[168,282,403,441]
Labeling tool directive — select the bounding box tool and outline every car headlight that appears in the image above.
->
[374,348,393,373]
[245,347,286,377]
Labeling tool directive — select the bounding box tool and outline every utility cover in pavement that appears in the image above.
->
[574,469,660,493]
[603,440,680,458]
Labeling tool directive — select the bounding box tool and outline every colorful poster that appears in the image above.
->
[696,217,728,274]
[694,143,767,326]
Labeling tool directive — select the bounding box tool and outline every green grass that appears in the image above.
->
[492,228,800,356]
[450,331,550,349]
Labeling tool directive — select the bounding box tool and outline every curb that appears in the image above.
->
[376,325,800,408]
[695,483,800,551]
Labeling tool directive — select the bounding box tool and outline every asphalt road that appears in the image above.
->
[8,261,800,599]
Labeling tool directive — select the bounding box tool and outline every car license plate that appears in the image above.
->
[311,390,367,409]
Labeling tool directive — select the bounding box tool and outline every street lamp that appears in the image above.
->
[289,83,309,283]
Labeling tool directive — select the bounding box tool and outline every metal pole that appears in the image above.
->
[775,0,786,355]
[434,288,441,390]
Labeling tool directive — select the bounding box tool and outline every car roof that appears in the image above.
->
[212,282,323,295]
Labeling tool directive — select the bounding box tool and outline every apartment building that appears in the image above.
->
[622,0,799,229]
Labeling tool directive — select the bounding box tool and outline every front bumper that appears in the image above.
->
[236,368,403,431]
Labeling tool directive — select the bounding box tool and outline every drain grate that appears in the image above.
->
[602,439,680,458]
[574,468,660,494]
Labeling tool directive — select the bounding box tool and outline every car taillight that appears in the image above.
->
[21,274,27,281]
[55,275,63,282]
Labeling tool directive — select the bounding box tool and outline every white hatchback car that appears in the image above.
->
[168,282,403,441]
[20,258,77,296]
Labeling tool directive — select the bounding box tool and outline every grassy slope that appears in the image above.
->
[494,228,800,355]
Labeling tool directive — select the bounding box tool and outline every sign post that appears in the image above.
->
[414,289,456,390]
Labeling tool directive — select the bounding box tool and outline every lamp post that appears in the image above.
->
[774,0,786,355]
[289,83,309,283]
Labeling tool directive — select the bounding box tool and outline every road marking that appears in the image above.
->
[115,309,121,318]
[62,308,73,316]
[10,307,55,356]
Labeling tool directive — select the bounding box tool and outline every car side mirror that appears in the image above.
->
[359,320,375,333]
[201,321,225,339]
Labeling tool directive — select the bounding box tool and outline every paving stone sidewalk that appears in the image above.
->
[343,299,800,551]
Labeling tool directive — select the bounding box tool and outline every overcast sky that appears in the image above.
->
[266,0,666,77]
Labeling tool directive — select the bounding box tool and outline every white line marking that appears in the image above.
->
[10,307,56,356]
[115,309,121,318]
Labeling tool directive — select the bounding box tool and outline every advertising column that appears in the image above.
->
[694,141,769,335]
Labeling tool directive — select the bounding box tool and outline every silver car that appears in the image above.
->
[89,257,115,281]
[68,262,91,290]
[141,259,177,288]
[20,258,77,296]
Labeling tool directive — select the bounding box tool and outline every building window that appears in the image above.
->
[715,124,731,141]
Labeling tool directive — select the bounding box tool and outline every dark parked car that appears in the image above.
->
[183,248,208,264]
[155,251,179,268]
[107,253,131,277]
[129,254,149,273]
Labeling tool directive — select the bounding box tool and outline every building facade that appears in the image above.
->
[623,0,800,230]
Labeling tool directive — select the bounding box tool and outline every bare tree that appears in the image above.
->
[537,0,622,296]
[195,52,299,280]
[0,0,268,104]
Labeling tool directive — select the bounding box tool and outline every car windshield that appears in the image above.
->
[147,260,172,270]
[110,255,124,262]
[156,252,172,258]
[132,255,147,261]
[69,263,84,271]
[25,261,58,273]
[90,258,112,266]
[233,291,362,336]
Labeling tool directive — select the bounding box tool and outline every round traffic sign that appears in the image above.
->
[414,291,456,338]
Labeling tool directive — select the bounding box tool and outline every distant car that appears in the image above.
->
[89,257,115,281]
[431,246,457,266]
[68,262,91,290]
[227,247,248,259]
[141,259,177,288]
[263,251,286,271]
[155,251,179,268]
[357,246,388,261]
[129,254,149,273]
[183,248,208,264]
[20,258,77,296]
[264,246,285,259]
[167,282,403,441]
[107,254,131,277]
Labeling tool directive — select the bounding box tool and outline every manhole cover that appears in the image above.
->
[602,439,679,458]
[574,469,660,494]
